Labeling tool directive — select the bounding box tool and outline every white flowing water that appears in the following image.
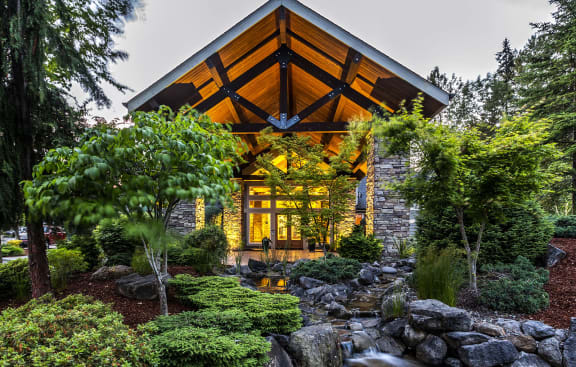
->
[346,351,425,367]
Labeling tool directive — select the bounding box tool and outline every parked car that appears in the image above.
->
[18,227,28,247]
[44,226,66,246]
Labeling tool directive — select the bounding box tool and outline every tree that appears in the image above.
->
[0,0,140,296]
[370,98,556,292]
[516,0,576,213]
[256,129,358,255]
[25,106,242,314]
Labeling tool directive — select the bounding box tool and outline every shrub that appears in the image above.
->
[6,239,22,247]
[339,226,383,262]
[0,294,157,366]
[94,219,138,265]
[59,234,102,270]
[0,259,30,301]
[415,246,464,307]
[131,247,153,275]
[170,275,301,334]
[392,237,415,258]
[416,202,553,264]
[290,257,361,283]
[47,248,88,290]
[148,327,269,367]
[182,225,228,271]
[548,215,576,238]
[151,310,253,333]
[1,244,24,256]
[480,256,549,313]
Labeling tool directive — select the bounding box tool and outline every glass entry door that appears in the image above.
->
[276,214,303,249]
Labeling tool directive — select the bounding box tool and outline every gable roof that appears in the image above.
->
[125,0,449,123]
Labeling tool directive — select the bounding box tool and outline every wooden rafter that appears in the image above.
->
[230,122,349,134]
[206,53,245,123]
[329,48,363,132]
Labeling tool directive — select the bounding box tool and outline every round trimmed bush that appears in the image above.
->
[290,256,362,283]
[93,219,138,266]
[339,225,383,262]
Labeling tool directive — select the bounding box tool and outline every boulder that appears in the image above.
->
[358,268,375,285]
[359,318,381,329]
[495,318,522,335]
[415,335,447,366]
[381,293,407,321]
[381,266,398,274]
[537,337,562,367]
[288,323,342,367]
[564,318,576,367]
[510,352,551,367]
[380,318,408,338]
[402,324,427,347]
[326,302,350,319]
[116,273,158,300]
[348,322,364,331]
[272,263,284,273]
[547,244,566,268]
[240,265,252,276]
[474,322,506,337]
[458,340,518,367]
[444,358,463,367]
[91,265,133,281]
[299,276,325,290]
[408,299,472,332]
[375,335,406,356]
[506,334,537,353]
[442,331,491,349]
[248,258,268,272]
[351,331,377,353]
[265,336,294,367]
[522,320,556,340]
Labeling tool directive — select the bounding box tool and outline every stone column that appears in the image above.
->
[223,178,244,249]
[195,198,205,230]
[168,201,196,235]
[365,136,410,254]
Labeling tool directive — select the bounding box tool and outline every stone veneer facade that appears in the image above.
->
[365,136,411,254]
[222,178,244,249]
[168,200,197,235]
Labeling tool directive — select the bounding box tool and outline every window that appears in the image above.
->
[249,213,270,243]
[249,200,271,209]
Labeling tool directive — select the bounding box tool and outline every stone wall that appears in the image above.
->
[195,198,205,230]
[365,136,411,254]
[168,200,196,235]
[223,179,244,249]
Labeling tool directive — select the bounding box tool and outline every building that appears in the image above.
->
[125,0,449,253]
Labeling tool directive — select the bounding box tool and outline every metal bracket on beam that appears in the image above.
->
[267,115,282,127]
[276,45,293,69]
[285,114,301,129]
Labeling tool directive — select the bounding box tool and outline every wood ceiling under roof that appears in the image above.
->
[128,1,449,179]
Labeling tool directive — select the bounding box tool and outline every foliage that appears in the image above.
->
[338,226,383,262]
[256,128,358,253]
[290,257,362,283]
[25,106,241,314]
[0,294,157,366]
[415,246,465,307]
[148,327,269,367]
[392,237,415,259]
[1,245,24,257]
[93,219,138,266]
[151,310,253,334]
[6,239,22,247]
[0,259,30,301]
[131,247,153,275]
[170,275,301,334]
[416,203,553,264]
[369,98,557,292]
[46,248,88,290]
[59,234,102,270]
[480,256,549,313]
[181,225,229,272]
[548,215,576,238]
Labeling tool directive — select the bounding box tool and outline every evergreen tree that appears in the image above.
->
[0,0,140,296]
[516,0,576,213]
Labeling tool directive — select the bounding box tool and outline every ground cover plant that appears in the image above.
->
[290,256,362,283]
[0,294,157,366]
[548,215,576,238]
[339,225,383,262]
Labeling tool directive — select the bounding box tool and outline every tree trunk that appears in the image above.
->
[572,152,576,215]
[455,208,478,293]
[27,219,51,297]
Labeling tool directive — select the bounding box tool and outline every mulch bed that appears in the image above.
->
[530,238,576,329]
[0,266,198,329]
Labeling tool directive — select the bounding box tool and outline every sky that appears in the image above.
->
[79,0,555,122]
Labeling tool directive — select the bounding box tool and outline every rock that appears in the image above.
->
[359,318,381,329]
[326,302,350,319]
[240,278,258,290]
[225,265,238,275]
[380,318,408,338]
[444,358,463,367]
[248,258,268,272]
[496,318,522,335]
[358,269,375,285]
[442,332,491,349]
[320,293,335,304]
[458,340,518,367]
[265,336,294,367]
[364,327,381,340]
[522,320,556,340]
[415,335,447,366]
[348,322,364,331]
[408,299,472,332]
[381,293,407,321]
[537,337,562,367]
[288,323,342,367]
[506,334,537,353]
[351,331,377,352]
[554,329,568,342]
[348,278,362,289]
[91,265,133,281]
[240,265,252,276]
[272,263,284,272]
[381,266,398,274]
[510,352,551,367]
[474,322,506,337]
[375,335,406,356]
[115,273,158,300]
[547,244,567,268]
[299,276,325,290]
[402,324,427,347]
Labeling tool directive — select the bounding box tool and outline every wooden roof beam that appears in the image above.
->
[206,53,246,123]
[230,122,349,134]
[277,7,289,46]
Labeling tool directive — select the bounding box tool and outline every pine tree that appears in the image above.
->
[516,0,576,213]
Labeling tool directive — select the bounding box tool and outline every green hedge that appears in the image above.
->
[548,215,576,238]
[339,225,383,262]
[290,256,361,283]
[0,259,30,301]
[416,202,553,264]
[1,245,24,257]
[0,294,156,366]
[59,234,102,270]
[151,310,253,333]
